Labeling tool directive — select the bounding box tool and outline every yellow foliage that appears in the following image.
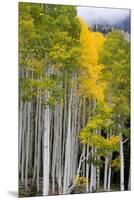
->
[102,102,112,114]
[79,130,91,144]
[105,135,120,152]
[108,135,120,146]
[80,125,119,153]
[91,134,106,148]
[78,17,106,101]
[74,175,88,188]
[111,156,120,171]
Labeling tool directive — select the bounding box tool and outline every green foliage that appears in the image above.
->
[99,30,130,120]
[89,156,103,168]
[19,2,81,105]
[19,4,130,181]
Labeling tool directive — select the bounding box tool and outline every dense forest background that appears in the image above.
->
[19,3,130,197]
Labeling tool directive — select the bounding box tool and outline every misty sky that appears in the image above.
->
[77,7,130,25]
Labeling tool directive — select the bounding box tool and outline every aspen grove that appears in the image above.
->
[19,3,130,197]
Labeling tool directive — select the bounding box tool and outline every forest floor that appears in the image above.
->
[19,178,120,197]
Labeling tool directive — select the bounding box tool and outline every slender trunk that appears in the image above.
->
[90,100,96,192]
[19,101,23,173]
[104,131,109,191]
[25,102,31,190]
[28,69,34,173]
[21,102,27,182]
[82,145,86,176]
[67,154,83,194]
[96,130,101,190]
[107,131,112,191]
[90,132,97,192]
[107,156,112,191]
[52,106,58,194]
[90,148,94,192]
[37,96,42,192]
[43,105,50,195]
[86,146,89,192]
[67,151,91,194]
[96,157,100,190]
[93,148,96,191]
[120,131,124,191]
[43,61,51,195]
[72,96,79,179]
[62,83,67,178]
[63,89,72,194]
[57,105,62,194]
[82,98,86,177]
[32,99,39,182]
[29,104,33,172]
[104,155,108,191]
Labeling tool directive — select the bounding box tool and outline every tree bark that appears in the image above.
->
[19,101,23,174]
[120,130,124,191]
[43,105,50,195]
[104,155,108,191]
[32,99,39,182]
[37,95,42,192]
[86,146,89,192]
[128,165,131,190]
[21,102,27,182]
[25,102,31,190]
[63,89,72,194]
[107,153,112,191]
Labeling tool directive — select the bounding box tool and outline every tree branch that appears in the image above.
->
[123,138,129,144]
[67,150,91,194]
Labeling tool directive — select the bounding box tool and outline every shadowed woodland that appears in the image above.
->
[19,3,130,197]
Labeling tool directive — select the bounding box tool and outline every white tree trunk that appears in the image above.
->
[32,99,39,182]
[63,89,72,194]
[90,148,96,192]
[96,157,100,190]
[29,104,33,171]
[25,102,31,190]
[37,96,42,192]
[21,102,27,182]
[120,131,124,191]
[107,154,112,191]
[43,106,50,195]
[72,96,79,179]
[82,98,86,177]
[19,101,23,173]
[55,105,62,194]
[86,146,89,192]
[93,149,96,191]
[52,106,58,194]
[96,130,101,190]
[104,156,108,191]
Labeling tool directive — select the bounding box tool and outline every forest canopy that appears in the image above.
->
[19,3,130,197]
